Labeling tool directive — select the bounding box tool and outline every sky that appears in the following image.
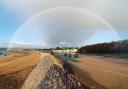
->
[0,0,128,48]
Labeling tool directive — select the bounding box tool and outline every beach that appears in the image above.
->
[0,51,41,89]
[68,54,128,89]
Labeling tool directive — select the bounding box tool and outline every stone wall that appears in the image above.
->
[21,53,89,89]
[37,64,89,89]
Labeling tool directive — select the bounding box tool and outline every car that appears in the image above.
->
[68,53,79,58]
[74,53,79,58]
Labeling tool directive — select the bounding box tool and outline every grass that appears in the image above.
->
[0,51,41,89]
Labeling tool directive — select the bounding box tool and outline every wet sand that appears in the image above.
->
[69,54,128,89]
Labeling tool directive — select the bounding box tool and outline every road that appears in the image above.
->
[59,54,128,89]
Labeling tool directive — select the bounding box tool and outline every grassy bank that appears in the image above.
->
[0,51,41,89]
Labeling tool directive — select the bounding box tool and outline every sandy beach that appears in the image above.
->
[0,51,41,89]
[69,54,128,89]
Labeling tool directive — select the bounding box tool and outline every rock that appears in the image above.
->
[21,54,90,89]
[37,65,89,89]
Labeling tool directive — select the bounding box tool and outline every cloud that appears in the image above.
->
[6,6,120,48]
[0,0,127,48]
[0,41,46,48]
[58,41,72,47]
[1,0,128,30]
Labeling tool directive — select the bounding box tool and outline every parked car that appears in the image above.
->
[68,53,79,58]
[72,53,79,58]
[74,53,79,58]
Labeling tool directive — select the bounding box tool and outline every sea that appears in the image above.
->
[0,50,6,56]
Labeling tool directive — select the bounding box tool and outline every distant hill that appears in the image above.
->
[78,40,128,53]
